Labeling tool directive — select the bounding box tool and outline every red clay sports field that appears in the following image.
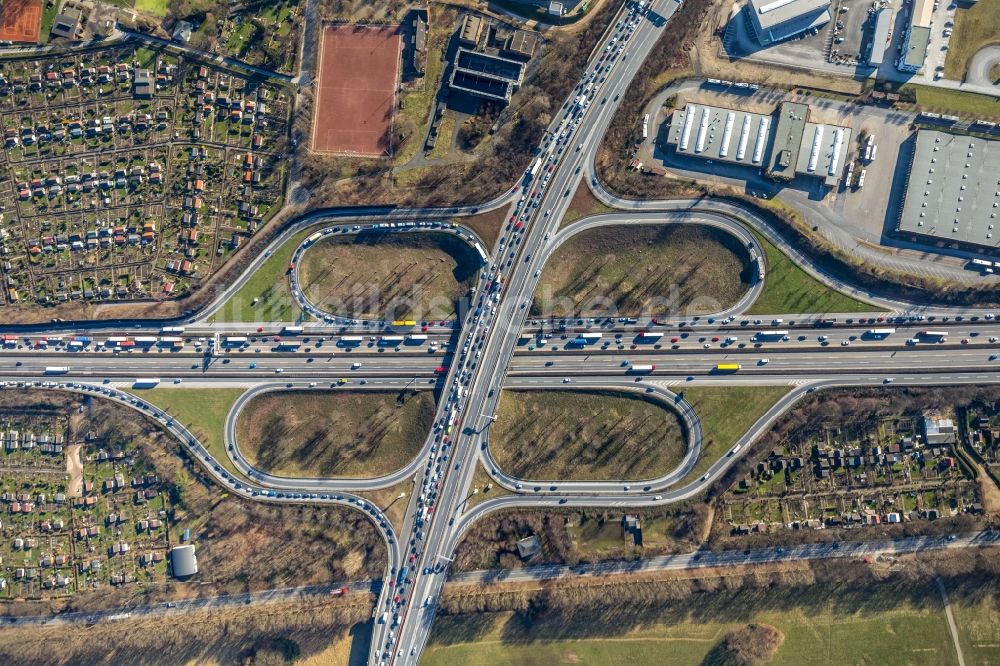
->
[312,24,402,156]
[0,0,42,44]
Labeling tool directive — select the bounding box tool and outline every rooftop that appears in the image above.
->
[506,29,540,59]
[747,0,831,31]
[795,122,852,187]
[897,130,1000,251]
[767,101,809,180]
[666,103,773,168]
[170,544,198,578]
[868,8,892,66]
[903,25,931,70]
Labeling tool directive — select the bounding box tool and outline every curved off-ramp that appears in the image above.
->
[967,45,1000,88]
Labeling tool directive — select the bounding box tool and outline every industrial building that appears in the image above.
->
[459,14,483,46]
[170,544,198,578]
[867,8,892,66]
[449,48,524,103]
[666,100,851,187]
[898,0,933,72]
[745,0,832,46]
[666,103,773,168]
[896,130,1000,253]
[505,29,540,60]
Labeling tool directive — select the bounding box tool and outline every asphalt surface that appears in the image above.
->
[967,46,1000,89]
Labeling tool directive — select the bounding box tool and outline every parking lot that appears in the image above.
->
[828,0,871,67]
[726,0,962,85]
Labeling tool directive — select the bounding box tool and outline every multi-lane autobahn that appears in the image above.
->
[3,0,1000,662]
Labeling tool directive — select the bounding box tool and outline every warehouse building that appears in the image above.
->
[666,100,851,187]
[867,8,892,66]
[896,130,1000,253]
[666,103,773,168]
[745,0,832,46]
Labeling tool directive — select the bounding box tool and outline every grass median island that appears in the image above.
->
[214,227,313,323]
[298,232,480,321]
[560,184,614,229]
[138,387,247,479]
[492,390,686,481]
[943,0,1000,82]
[747,228,876,314]
[236,390,434,478]
[677,386,790,482]
[532,225,751,318]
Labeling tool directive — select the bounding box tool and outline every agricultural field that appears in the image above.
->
[0,44,291,322]
[297,232,480,321]
[491,390,687,481]
[532,225,751,318]
[236,389,435,478]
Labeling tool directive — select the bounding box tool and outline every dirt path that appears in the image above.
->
[935,576,967,666]
[65,444,84,499]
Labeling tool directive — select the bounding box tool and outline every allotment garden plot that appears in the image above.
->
[0,45,290,315]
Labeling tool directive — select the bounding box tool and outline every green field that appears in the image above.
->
[424,578,960,666]
[676,386,790,482]
[134,0,171,17]
[492,390,687,481]
[943,0,1000,82]
[911,85,1000,120]
[139,387,247,480]
[297,232,479,321]
[748,229,877,314]
[236,390,434,477]
[212,228,312,322]
[533,225,751,318]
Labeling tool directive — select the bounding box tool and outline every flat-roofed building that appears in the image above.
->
[459,14,483,46]
[666,100,850,187]
[505,29,540,60]
[795,121,852,187]
[766,101,809,181]
[896,130,1000,253]
[868,8,892,66]
[449,48,525,103]
[745,0,832,46]
[898,0,933,72]
[666,103,774,167]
